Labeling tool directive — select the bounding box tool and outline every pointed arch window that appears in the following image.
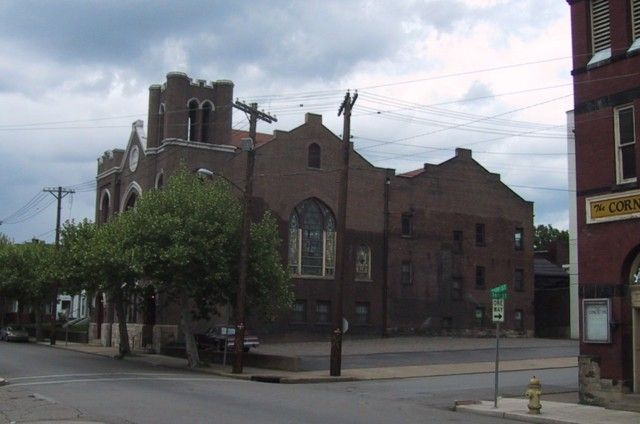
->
[158,104,165,142]
[99,190,111,224]
[355,245,371,280]
[187,100,199,141]
[288,198,336,276]
[201,101,213,143]
[308,143,321,168]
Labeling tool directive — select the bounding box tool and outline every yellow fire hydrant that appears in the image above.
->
[524,376,542,414]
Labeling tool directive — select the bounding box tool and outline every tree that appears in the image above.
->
[0,240,54,340]
[534,224,569,251]
[127,169,292,368]
[57,218,138,358]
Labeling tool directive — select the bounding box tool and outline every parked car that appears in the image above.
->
[195,326,259,352]
[0,325,29,342]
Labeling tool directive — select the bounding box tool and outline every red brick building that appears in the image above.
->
[93,72,534,350]
[568,0,640,408]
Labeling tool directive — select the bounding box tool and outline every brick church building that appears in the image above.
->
[92,72,534,350]
[568,0,640,410]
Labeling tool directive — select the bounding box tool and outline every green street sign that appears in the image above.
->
[490,283,508,300]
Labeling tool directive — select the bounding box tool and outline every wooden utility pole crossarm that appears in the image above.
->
[330,90,357,377]
[43,186,75,345]
[232,100,276,374]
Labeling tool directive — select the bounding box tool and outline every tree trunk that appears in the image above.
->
[113,290,130,359]
[0,297,5,327]
[179,290,200,368]
[35,304,43,341]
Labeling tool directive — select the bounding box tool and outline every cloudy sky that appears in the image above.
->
[0,0,573,243]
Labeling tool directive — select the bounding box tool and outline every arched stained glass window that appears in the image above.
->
[288,198,336,277]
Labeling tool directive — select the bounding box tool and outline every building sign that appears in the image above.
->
[583,298,611,343]
[586,190,640,224]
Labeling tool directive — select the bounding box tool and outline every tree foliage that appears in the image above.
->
[57,217,139,357]
[126,169,292,367]
[0,240,53,337]
[534,224,569,251]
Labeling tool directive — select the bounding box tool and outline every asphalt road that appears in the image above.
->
[0,341,577,424]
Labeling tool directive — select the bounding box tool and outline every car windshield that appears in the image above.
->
[8,326,25,331]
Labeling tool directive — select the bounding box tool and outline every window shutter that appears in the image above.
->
[591,0,611,53]
[633,0,640,40]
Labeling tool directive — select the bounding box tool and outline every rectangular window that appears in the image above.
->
[355,302,370,325]
[292,300,307,323]
[453,230,463,253]
[401,261,412,285]
[401,213,413,237]
[515,309,524,332]
[475,307,485,327]
[316,301,331,324]
[475,266,485,289]
[441,317,452,329]
[514,227,524,250]
[514,268,524,292]
[451,279,462,300]
[475,223,485,246]
[355,245,371,280]
[615,105,637,184]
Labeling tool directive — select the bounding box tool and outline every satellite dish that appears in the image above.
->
[342,318,349,334]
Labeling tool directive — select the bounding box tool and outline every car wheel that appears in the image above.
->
[243,347,250,353]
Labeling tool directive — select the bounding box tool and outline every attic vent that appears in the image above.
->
[633,0,640,40]
[590,0,610,53]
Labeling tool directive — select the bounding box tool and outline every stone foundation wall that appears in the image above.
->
[100,323,112,347]
[579,355,630,407]
[111,323,146,350]
[153,325,179,353]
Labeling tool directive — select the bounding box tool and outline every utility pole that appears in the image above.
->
[232,100,276,374]
[330,90,357,376]
[43,186,75,345]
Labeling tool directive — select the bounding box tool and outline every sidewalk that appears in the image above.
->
[27,340,577,384]
[455,398,640,424]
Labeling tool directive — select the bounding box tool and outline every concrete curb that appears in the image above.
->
[455,399,640,424]
[36,341,577,385]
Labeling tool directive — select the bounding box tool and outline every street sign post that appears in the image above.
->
[492,298,504,323]
[490,284,507,408]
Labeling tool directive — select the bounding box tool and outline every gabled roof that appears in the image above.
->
[397,168,424,178]
[230,129,273,149]
[534,258,568,277]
